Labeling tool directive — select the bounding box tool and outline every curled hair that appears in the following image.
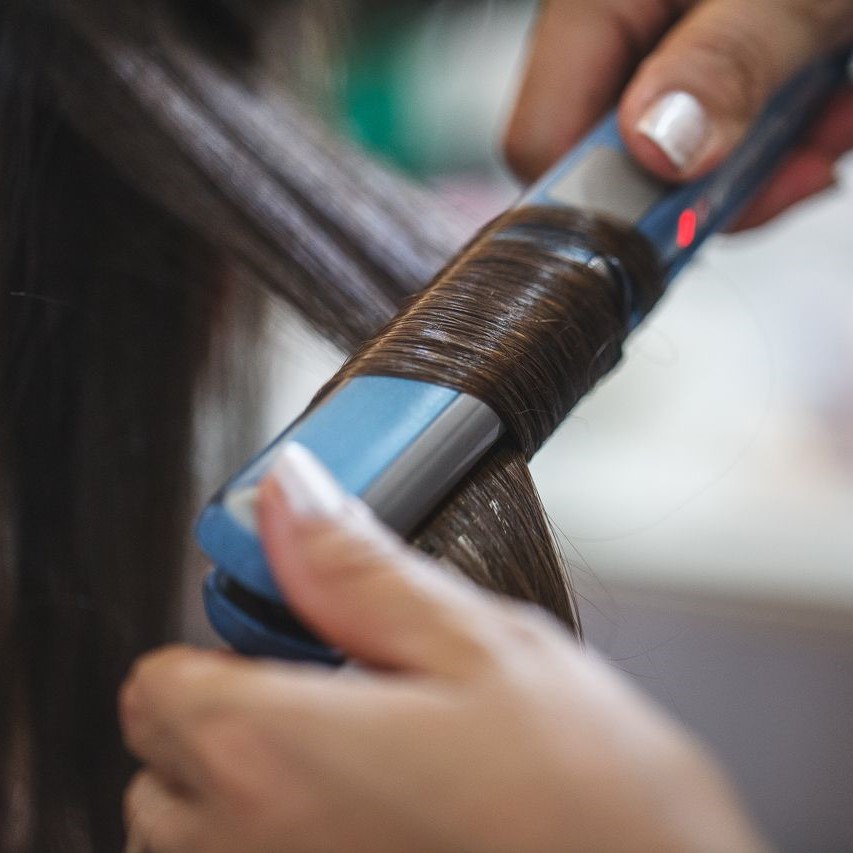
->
[328,206,663,629]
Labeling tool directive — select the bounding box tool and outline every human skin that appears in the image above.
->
[504,0,853,230]
[121,445,768,852]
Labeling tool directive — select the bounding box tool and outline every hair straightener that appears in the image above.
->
[196,51,852,665]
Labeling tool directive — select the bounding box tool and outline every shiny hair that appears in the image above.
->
[0,1,662,847]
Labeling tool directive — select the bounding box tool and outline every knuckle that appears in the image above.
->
[123,648,231,752]
[307,531,374,587]
[197,717,264,795]
[146,648,226,706]
[195,719,321,838]
[786,0,853,40]
[450,621,504,670]
[497,599,556,644]
[130,646,195,698]
[676,23,774,120]
[310,520,409,587]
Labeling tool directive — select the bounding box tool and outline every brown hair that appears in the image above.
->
[0,1,663,848]
[329,206,663,629]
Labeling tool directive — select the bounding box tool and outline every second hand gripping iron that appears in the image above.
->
[197,53,852,664]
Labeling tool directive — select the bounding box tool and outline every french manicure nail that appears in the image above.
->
[637,91,710,171]
[271,443,347,520]
[224,485,260,533]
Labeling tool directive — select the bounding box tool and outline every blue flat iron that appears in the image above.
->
[196,52,851,664]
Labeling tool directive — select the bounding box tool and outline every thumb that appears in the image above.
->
[255,443,501,676]
[619,0,853,179]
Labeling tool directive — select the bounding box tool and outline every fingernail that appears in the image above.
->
[270,443,347,520]
[637,91,710,172]
[224,485,260,533]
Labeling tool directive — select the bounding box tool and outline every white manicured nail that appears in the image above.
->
[271,443,347,520]
[224,486,260,533]
[637,92,710,171]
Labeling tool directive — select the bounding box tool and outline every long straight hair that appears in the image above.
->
[0,1,662,848]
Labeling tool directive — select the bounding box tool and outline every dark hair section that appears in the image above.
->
[0,4,237,846]
[1,1,664,849]
[1,1,461,848]
[52,0,466,347]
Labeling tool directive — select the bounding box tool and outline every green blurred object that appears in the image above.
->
[341,10,421,173]
[337,1,536,178]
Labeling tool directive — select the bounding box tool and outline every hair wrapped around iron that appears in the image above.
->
[326,206,664,629]
[0,0,663,848]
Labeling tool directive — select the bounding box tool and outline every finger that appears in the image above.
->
[729,86,853,230]
[620,0,853,180]
[120,644,448,815]
[727,148,837,231]
[805,85,853,158]
[504,0,679,181]
[124,770,200,853]
[120,640,454,783]
[256,443,505,676]
[120,646,239,787]
[121,645,360,805]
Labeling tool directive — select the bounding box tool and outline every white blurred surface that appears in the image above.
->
[534,157,853,609]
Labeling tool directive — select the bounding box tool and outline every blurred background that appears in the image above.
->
[263,2,853,848]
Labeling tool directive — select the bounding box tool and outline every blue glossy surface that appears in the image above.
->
[290,377,459,495]
[196,376,461,614]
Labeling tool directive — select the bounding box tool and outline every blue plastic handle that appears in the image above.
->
[528,50,851,287]
[641,51,851,280]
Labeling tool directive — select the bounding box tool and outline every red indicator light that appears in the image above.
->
[677,209,698,249]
